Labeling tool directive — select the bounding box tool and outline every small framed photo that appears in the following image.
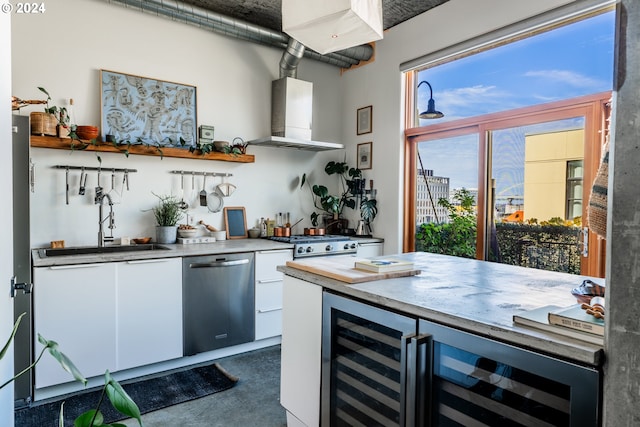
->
[357,105,372,135]
[357,142,372,170]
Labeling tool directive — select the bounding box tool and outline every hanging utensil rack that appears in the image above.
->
[52,165,138,173]
[169,170,232,177]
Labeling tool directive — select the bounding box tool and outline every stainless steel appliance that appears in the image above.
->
[12,114,33,407]
[182,252,255,356]
[269,235,357,258]
[321,292,600,426]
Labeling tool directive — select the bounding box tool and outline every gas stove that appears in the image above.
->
[270,234,357,258]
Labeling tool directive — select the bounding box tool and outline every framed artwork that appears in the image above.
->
[357,105,372,135]
[224,206,248,239]
[357,142,372,170]
[100,69,197,147]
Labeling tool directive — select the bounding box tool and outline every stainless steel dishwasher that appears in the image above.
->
[182,252,255,356]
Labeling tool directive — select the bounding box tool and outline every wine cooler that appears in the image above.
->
[322,292,601,426]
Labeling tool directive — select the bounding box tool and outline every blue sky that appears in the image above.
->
[416,11,615,193]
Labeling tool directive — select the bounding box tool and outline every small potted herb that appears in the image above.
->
[151,193,183,243]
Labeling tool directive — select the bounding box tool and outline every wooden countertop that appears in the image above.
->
[279,252,605,367]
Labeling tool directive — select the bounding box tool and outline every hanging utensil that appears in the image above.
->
[65,167,69,205]
[199,173,208,206]
[78,167,86,195]
[207,191,224,213]
[216,174,236,197]
[178,171,189,210]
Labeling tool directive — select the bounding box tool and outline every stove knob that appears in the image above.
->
[350,243,358,249]
[343,243,350,250]
[325,244,333,252]
[306,246,314,253]
[297,247,305,254]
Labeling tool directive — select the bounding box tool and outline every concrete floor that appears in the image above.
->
[120,345,287,427]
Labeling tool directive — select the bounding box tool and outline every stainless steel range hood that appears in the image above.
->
[248,76,344,151]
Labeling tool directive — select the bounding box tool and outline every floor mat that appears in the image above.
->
[15,362,239,427]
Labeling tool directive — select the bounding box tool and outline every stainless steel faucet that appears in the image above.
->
[95,186,115,247]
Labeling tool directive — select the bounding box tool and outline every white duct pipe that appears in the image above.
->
[105,0,373,68]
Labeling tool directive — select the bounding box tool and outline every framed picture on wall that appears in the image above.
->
[100,69,197,148]
[357,105,372,135]
[357,142,372,170]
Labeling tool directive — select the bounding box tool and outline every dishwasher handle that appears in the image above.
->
[188,259,250,268]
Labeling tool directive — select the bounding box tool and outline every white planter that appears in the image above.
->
[156,225,177,244]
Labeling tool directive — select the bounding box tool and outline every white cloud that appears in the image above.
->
[524,69,604,88]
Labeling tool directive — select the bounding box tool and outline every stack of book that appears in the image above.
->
[513,304,604,345]
[354,258,415,273]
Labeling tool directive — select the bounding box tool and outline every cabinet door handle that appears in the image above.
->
[257,278,282,284]
[400,334,416,427]
[257,250,293,255]
[49,263,103,270]
[189,259,250,268]
[409,334,431,427]
[126,259,173,265]
[257,307,282,313]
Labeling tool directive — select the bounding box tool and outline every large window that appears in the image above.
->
[404,7,614,277]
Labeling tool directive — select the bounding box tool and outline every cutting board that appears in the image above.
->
[286,256,421,284]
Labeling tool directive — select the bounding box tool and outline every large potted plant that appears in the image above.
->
[301,160,377,233]
[152,194,183,243]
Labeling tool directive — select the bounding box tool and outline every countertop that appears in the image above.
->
[31,238,294,267]
[278,251,605,367]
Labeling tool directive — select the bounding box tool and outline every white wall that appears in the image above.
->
[339,0,576,253]
[11,0,342,247]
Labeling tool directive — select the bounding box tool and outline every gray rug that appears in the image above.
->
[15,362,239,427]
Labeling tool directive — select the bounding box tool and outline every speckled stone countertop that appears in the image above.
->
[31,238,294,267]
[278,251,605,367]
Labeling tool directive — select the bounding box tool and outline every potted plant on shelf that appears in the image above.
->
[151,193,183,243]
[30,87,68,137]
[301,160,377,234]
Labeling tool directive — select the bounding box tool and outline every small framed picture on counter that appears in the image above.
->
[357,105,372,135]
[357,142,372,170]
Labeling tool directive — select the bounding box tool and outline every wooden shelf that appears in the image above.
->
[30,135,255,163]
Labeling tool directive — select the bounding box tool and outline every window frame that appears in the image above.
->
[404,89,610,276]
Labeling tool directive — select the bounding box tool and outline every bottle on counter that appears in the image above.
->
[260,217,267,237]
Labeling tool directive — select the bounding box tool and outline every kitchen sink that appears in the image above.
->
[38,244,171,258]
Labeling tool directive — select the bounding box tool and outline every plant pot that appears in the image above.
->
[156,225,177,244]
[57,124,70,139]
[30,112,58,136]
[323,216,348,235]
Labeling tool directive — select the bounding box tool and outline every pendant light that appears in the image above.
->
[282,0,383,55]
[418,80,444,119]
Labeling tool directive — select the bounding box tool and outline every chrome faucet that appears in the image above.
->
[95,186,115,247]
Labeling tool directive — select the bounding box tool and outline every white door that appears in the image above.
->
[0,10,14,426]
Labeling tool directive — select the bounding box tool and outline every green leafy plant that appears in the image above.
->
[2,313,143,427]
[301,160,377,227]
[151,193,183,226]
[416,188,477,258]
[37,87,68,126]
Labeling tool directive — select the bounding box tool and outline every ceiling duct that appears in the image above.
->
[105,0,373,69]
[279,38,305,79]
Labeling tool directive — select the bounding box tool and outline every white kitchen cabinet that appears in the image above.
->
[33,263,117,388]
[254,249,293,340]
[356,241,384,257]
[116,258,183,370]
[280,275,323,426]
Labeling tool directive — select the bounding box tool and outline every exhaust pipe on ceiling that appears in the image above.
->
[105,0,373,69]
[279,38,305,79]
